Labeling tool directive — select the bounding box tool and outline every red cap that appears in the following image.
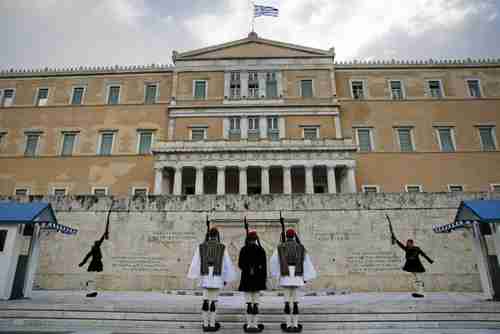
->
[248,229,257,238]
[286,228,295,238]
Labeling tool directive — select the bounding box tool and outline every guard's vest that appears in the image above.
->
[277,240,305,276]
[199,240,225,276]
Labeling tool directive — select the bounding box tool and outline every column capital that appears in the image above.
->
[195,165,204,171]
[217,166,226,171]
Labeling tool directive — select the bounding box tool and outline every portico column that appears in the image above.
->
[239,166,248,195]
[327,166,337,194]
[154,167,163,195]
[283,166,292,194]
[472,222,495,299]
[494,224,500,271]
[195,167,204,195]
[261,166,270,194]
[259,116,268,139]
[173,167,183,195]
[217,166,226,195]
[347,166,357,193]
[305,166,314,194]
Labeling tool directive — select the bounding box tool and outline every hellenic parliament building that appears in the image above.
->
[0,33,499,292]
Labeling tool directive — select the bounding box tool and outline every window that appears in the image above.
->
[137,131,153,154]
[229,117,241,140]
[0,132,6,149]
[248,71,259,98]
[107,86,120,104]
[351,81,365,100]
[405,185,423,193]
[24,133,40,157]
[303,127,319,140]
[436,127,455,152]
[300,80,313,98]
[92,187,108,196]
[133,187,148,196]
[490,184,500,192]
[248,117,260,140]
[267,117,279,141]
[478,127,496,151]
[194,80,207,99]
[61,132,77,156]
[362,185,379,193]
[390,80,404,100]
[467,79,481,98]
[1,89,15,107]
[98,132,114,156]
[356,128,373,152]
[0,230,7,252]
[71,87,85,105]
[14,188,29,196]
[52,188,67,196]
[230,72,241,99]
[428,80,443,98]
[191,128,206,141]
[448,185,464,193]
[266,72,278,98]
[145,84,158,104]
[396,127,414,152]
[36,88,49,106]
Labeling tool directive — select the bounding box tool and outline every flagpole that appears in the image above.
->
[251,1,255,33]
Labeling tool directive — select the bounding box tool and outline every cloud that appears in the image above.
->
[0,0,499,69]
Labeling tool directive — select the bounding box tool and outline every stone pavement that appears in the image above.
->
[1,290,500,333]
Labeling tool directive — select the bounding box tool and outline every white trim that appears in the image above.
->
[388,79,406,100]
[132,187,149,196]
[302,126,319,140]
[51,187,68,196]
[447,184,465,192]
[355,127,374,152]
[97,131,116,155]
[477,125,497,151]
[349,79,368,99]
[465,78,483,98]
[394,126,416,152]
[189,127,207,141]
[69,85,87,105]
[192,79,208,99]
[144,82,160,104]
[299,79,314,98]
[106,84,121,104]
[362,185,380,193]
[0,88,16,107]
[14,187,31,196]
[425,79,445,98]
[91,187,109,196]
[59,131,79,156]
[136,130,155,154]
[435,126,456,152]
[169,107,339,118]
[34,87,50,106]
[490,184,500,192]
[405,184,423,193]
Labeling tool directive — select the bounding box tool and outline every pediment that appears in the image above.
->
[173,33,333,62]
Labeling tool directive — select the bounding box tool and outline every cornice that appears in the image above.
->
[335,58,500,69]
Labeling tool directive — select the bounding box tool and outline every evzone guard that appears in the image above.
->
[271,213,317,333]
[387,215,434,298]
[188,216,236,332]
[238,217,267,333]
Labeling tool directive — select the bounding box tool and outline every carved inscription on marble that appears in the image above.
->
[148,231,197,242]
[112,256,169,272]
[315,232,361,241]
[347,251,401,272]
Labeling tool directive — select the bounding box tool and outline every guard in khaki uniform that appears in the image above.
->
[270,228,317,333]
[188,227,236,332]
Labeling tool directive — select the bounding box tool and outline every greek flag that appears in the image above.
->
[254,4,279,17]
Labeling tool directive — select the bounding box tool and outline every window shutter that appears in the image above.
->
[357,129,372,152]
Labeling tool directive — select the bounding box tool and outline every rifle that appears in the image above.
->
[244,215,249,236]
[280,210,285,243]
[385,214,395,245]
[103,200,114,240]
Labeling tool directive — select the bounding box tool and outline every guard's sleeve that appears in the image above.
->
[303,253,318,282]
[419,248,434,264]
[270,249,280,278]
[222,249,237,283]
[187,247,201,279]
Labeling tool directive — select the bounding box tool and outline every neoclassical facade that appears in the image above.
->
[0,32,500,196]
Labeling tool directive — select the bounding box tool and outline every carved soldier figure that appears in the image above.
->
[188,227,236,332]
[79,234,105,297]
[271,228,317,333]
[392,235,434,298]
[238,229,267,332]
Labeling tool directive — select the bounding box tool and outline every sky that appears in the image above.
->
[1,0,500,69]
